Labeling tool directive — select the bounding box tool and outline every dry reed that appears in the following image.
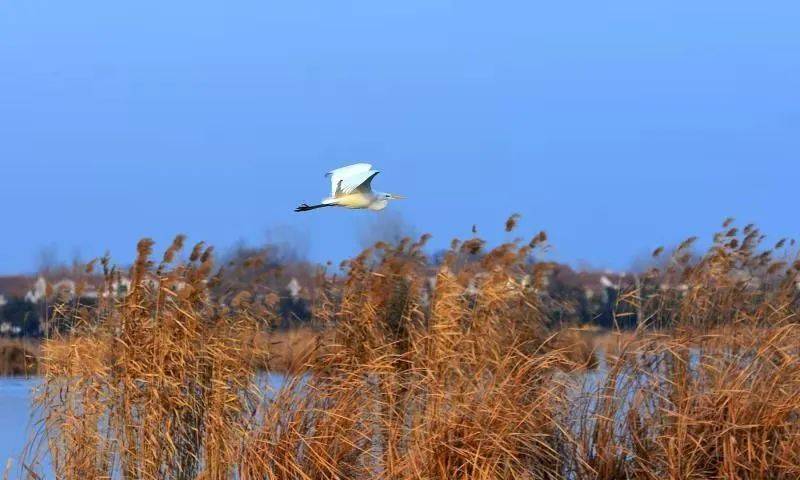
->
[22,219,800,479]
[0,338,39,376]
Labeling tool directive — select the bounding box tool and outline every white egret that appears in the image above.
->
[295,163,405,212]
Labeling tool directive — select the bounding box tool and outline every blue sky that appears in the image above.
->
[1,1,798,273]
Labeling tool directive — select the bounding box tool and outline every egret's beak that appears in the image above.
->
[390,194,406,200]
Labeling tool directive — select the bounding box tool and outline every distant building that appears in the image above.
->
[287,278,301,299]
[25,277,48,303]
[0,322,22,336]
[52,279,77,299]
[111,277,132,297]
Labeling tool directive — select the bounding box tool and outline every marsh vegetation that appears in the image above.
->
[21,219,800,479]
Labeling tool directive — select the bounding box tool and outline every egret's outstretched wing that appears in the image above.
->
[339,169,380,195]
[326,163,373,196]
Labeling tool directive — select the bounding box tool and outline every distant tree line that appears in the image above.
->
[0,242,633,337]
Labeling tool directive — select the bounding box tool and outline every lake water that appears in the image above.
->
[0,371,597,479]
[0,374,288,479]
[0,377,41,479]
[0,366,645,479]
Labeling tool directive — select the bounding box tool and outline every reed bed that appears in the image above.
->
[24,219,800,479]
[250,327,326,373]
[0,338,39,376]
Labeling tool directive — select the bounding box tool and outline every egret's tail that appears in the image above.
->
[294,202,334,212]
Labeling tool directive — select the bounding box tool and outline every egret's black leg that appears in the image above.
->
[295,203,333,212]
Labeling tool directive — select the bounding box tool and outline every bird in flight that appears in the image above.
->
[295,163,405,212]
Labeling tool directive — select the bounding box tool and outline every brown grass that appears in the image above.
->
[0,338,39,376]
[2,328,327,378]
[550,326,601,370]
[566,324,800,479]
[22,219,800,479]
[251,327,325,373]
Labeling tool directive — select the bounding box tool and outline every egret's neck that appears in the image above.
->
[368,198,389,211]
